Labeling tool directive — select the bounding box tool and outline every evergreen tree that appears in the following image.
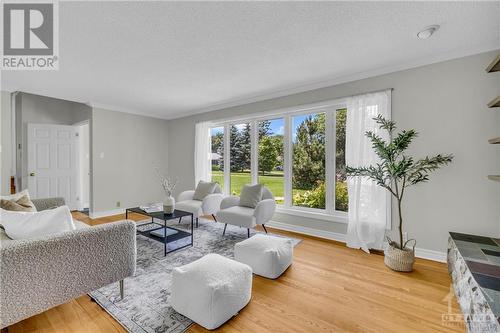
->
[229,124,252,172]
[258,120,272,139]
[292,114,326,189]
[211,131,224,170]
[240,123,252,171]
[229,125,241,172]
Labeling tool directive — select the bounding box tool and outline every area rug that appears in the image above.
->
[89,218,301,333]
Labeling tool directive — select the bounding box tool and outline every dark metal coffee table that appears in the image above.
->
[126,207,194,256]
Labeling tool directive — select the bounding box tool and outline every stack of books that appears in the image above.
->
[139,203,164,213]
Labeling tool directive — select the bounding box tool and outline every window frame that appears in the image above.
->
[209,99,348,224]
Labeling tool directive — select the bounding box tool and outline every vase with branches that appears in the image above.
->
[346,115,453,270]
[155,167,178,213]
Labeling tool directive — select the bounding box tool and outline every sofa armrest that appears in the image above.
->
[254,199,276,225]
[0,220,136,328]
[201,193,224,215]
[32,197,65,211]
[220,196,240,210]
[178,190,195,202]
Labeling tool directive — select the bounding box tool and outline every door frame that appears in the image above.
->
[73,120,91,212]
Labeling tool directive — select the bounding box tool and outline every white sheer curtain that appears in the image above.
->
[194,122,211,185]
[346,90,391,253]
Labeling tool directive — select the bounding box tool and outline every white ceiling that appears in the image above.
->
[2,1,499,119]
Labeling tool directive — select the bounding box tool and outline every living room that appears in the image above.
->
[0,1,499,333]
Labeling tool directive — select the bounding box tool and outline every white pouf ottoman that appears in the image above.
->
[234,234,293,279]
[171,253,252,330]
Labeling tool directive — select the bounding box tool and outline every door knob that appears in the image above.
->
[30,172,35,177]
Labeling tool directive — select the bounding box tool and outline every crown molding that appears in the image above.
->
[88,102,170,120]
[165,42,500,120]
[0,86,169,121]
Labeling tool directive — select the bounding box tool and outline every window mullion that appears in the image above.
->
[284,116,292,208]
[223,124,230,195]
[251,120,258,184]
[325,110,335,214]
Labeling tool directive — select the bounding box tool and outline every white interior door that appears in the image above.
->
[27,124,79,210]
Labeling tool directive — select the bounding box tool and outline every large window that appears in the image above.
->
[208,103,349,220]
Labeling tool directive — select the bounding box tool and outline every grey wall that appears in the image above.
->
[91,108,169,213]
[72,102,93,125]
[15,93,91,189]
[167,50,500,253]
[0,91,12,195]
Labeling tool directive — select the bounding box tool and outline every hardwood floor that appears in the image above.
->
[5,212,465,333]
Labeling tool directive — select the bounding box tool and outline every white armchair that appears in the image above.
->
[176,184,224,227]
[216,186,276,238]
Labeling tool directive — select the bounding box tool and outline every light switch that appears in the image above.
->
[99,152,104,159]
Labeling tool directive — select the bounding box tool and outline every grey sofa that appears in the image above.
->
[0,198,137,328]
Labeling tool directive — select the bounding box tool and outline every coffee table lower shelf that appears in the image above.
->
[137,224,193,254]
[126,208,194,256]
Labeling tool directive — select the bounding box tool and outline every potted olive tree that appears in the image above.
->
[346,115,453,272]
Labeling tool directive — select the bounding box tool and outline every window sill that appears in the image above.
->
[275,206,348,224]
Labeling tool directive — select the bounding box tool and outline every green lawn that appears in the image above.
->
[212,171,310,197]
[211,170,348,211]
[212,170,284,203]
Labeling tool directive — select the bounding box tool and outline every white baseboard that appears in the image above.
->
[89,208,125,219]
[414,248,447,263]
[267,220,447,263]
[267,220,346,243]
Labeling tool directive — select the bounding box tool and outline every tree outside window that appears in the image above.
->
[258,119,284,204]
[210,127,224,188]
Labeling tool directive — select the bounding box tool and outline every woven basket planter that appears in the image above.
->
[384,239,416,272]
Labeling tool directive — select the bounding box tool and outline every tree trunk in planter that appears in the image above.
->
[384,195,415,272]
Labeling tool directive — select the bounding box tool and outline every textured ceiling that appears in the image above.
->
[2,1,499,119]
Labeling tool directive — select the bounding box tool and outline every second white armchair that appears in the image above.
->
[216,186,276,238]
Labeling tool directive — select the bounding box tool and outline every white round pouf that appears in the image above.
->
[234,234,293,279]
[171,253,252,330]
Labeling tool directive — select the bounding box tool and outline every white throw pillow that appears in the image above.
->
[239,184,263,208]
[0,189,31,201]
[0,206,76,240]
[193,181,217,201]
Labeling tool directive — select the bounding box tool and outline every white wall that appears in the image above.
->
[91,107,169,214]
[0,91,12,195]
[167,50,500,253]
